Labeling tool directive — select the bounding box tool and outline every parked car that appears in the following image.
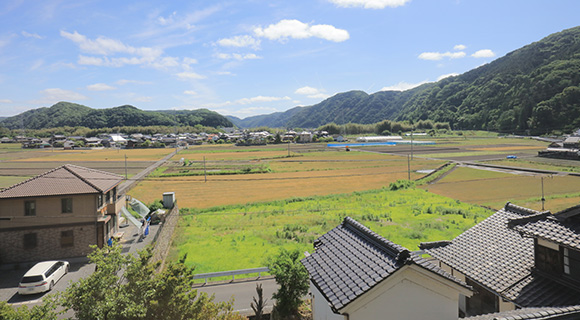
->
[18,260,69,295]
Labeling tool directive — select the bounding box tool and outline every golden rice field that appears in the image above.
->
[129,148,444,208]
[421,166,580,212]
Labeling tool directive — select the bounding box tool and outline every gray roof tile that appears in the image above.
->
[301,217,469,312]
[426,202,580,308]
[0,164,124,198]
[464,305,580,320]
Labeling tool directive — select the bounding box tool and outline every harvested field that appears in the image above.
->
[421,167,580,212]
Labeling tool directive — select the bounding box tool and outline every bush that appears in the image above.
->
[388,180,415,191]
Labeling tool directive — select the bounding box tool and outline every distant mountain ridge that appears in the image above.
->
[0,102,233,129]
[230,26,580,134]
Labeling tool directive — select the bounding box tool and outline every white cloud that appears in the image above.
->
[116,79,152,85]
[380,80,427,91]
[176,71,206,80]
[0,99,13,103]
[184,90,197,95]
[295,86,330,99]
[39,88,88,102]
[437,73,459,81]
[212,106,282,117]
[254,19,349,42]
[217,35,261,50]
[472,49,496,58]
[216,53,262,61]
[87,83,116,91]
[329,0,410,9]
[61,30,194,69]
[236,95,291,105]
[418,51,466,60]
[61,30,161,58]
[295,86,320,95]
[454,44,466,50]
[21,31,43,39]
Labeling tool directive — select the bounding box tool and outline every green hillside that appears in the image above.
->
[0,102,233,130]
[232,26,580,134]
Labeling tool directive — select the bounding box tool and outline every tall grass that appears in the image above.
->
[171,187,492,273]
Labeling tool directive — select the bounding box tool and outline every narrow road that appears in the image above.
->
[118,148,178,195]
[195,277,278,316]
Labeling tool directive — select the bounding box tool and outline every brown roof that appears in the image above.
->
[0,164,124,199]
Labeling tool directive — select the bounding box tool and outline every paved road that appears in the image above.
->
[0,223,159,310]
[195,277,278,316]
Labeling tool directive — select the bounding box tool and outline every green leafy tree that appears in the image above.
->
[0,297,59,320]
[60,244,244,320]
[268,249,309,320]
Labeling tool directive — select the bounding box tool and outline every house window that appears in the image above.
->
[62,198,73,213]
[23,233,37,249]
[562,247,580,281]
[97,194,103,208]
[536,242,561,274]
[61,230,74,247]
[24,201,36,216]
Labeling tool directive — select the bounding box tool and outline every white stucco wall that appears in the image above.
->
[311,264,470,320]
[311,281,346,320]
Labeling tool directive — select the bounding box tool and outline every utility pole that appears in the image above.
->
[203,156,207,183]
[407,154,411,181]
[411,127,414,160]
[541,176,546,211]
[287,141,290,157]
[124,154,128,180]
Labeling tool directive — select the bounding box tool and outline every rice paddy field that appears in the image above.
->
[2,134,580,274]
[0,145,174,187]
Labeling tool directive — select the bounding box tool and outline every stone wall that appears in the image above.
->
[151,204,179,270]
[0,223,96,265]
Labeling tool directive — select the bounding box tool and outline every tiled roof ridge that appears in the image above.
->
[418,240,452,250]
[62,164,102,192]
[63,164,122,192]
[504,202,544,216]
[555,204,580,219]
[342,216,408,259]
[507,211,552,229]
[0,165,65,194]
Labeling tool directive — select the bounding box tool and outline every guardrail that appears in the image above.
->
[193,267,270,284]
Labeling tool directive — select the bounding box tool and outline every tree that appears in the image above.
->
[251,283,268,320]
[267,249,309,320]
[0,299,59,320]
[60,243,244,320]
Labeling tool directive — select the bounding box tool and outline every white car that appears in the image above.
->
[18,260,69,295]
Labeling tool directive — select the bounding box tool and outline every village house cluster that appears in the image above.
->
[0,129,337,149]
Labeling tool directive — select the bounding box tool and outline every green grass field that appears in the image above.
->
[171,187,492,273]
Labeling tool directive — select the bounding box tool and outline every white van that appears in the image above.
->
[18,261,69,295]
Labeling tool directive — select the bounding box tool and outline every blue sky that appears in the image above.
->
[0,0,578,118]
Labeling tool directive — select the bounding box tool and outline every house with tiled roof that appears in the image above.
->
[302,217,473,320]
[421,202,580,318]
[0,165,125,264]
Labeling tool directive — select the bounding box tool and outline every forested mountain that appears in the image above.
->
[230,26,580,134]
[0,102,233,129]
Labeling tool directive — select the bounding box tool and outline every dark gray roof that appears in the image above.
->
[501,273,580,307]
[301,217,470,312]
[511,205,580,251]
[425,202,580,308]
[424,203,536,294]
[464,305,580,320]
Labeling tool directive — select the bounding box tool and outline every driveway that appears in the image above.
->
[0,259,95,306]
[0,223,159,309]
